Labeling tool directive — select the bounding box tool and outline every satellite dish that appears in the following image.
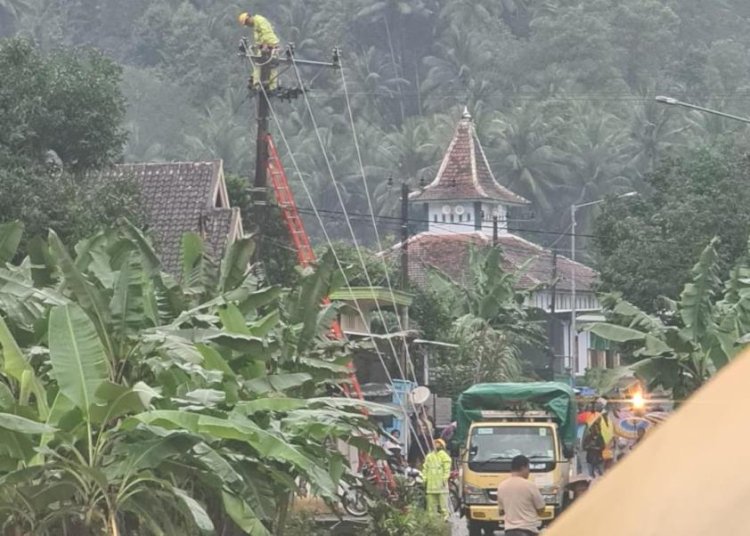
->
[410,386,431,405]
[441,204,452,215]
[454,205,465,215]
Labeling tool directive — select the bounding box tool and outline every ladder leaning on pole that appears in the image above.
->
[265,133,395,491]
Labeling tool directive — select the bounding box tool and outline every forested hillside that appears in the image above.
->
[4,0,750,248]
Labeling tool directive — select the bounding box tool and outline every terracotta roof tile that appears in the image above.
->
[97,161,240,276]
[386,232,597,292]
[410,116,529,205]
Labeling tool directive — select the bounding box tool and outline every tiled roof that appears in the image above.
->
[97,161,241,276]
[202,207,242,262]
[410,111,529,205]
[386,231,597,292]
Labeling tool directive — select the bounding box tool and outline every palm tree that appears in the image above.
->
[485,104,569,217]
[421,24,501,114]
[626,96,687,178]
[563,105,634,202]
[0,0,30,35]
[181,90,251,175]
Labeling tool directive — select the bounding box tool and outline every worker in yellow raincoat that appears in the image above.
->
[423,438,452,519]
[238,12,280,89]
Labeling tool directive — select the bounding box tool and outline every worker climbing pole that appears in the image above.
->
[237,11,339,240]
[237,13,395,491]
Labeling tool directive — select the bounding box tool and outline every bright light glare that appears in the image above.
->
[632,391,645,410]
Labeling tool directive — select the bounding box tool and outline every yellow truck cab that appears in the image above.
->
[455,383,577,536]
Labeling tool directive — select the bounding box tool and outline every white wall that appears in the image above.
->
[426,201,507,235]
[528,290,600,313]
[561,319,593,376]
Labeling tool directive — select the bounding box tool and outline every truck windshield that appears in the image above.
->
[469,426,555,462]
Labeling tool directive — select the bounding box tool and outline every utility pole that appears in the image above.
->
[253,50,272,200]
[238,39,340,246]
[492,216,499,247]
[399,182,410,378]
[400,182,410,292]
[570,204,577,383]
[549,250,558,380]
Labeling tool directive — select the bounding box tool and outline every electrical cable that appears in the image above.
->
[290,54,431,459]
[248,52,429,459]
[339,58,436,454]
[292,205,603,240]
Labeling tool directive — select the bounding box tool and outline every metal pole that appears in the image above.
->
[492,215,499,246]
[549,250,557,380]
[570,204,577,384]
[655,96,750,124]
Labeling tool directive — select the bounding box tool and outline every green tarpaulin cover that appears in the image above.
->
[455,382,577,452]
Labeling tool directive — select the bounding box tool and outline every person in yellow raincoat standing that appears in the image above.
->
[588,397,615,470]
[423,438,452,518]
[238,12,280,89]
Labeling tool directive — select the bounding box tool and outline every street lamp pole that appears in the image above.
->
[570,204,577,383]
[570,192,637,381]
[655,96,750,124]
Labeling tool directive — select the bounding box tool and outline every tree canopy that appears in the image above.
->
[4,0,750,248]
[593,147,750,312]
[0,38,142,253]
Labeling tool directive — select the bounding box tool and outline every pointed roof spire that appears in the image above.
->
[410,110,529,205]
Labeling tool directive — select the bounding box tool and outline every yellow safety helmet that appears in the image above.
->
[238,12,252,26]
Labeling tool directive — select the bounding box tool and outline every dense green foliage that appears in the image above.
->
[6,0,750,246]
[588,237,750,399]
[426,248,547,397]
[0,38,143,253]
[0,221,383,535]
[593,147,750,312]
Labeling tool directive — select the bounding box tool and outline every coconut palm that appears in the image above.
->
[626,96,687,178]
[486,104,570,218]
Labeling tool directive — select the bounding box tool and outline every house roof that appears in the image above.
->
[97,161,242,275]
[386,231,597,293]
[409,109,529,205]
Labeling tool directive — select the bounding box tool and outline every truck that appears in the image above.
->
[455,382,577,536]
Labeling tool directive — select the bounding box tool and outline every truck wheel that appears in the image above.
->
[468,520,484,536]
[468,520,495,536]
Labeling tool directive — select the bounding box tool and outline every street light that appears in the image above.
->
[655,95,750,125]
[569,192,637,380]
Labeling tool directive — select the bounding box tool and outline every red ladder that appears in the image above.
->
[266,135,395,490]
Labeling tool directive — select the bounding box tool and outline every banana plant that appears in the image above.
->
[587,237,750,399]
[0,221,386,535]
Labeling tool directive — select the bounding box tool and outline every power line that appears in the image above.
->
[287,56,432,459]
[294,205,601,240]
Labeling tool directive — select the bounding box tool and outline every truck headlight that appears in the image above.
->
[541,486,559,506]
[464,484,493,505]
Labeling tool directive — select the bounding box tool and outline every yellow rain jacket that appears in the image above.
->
[253,15,279,47]
[423,449,451,494]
